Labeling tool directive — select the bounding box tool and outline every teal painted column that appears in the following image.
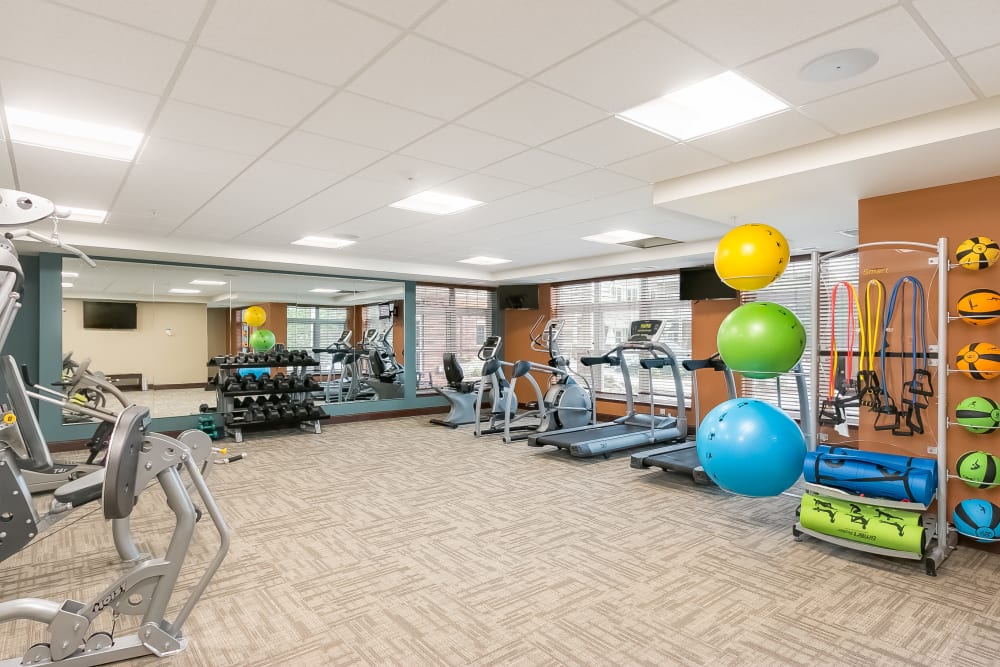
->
[403,281,416,399]
[37,253,63,437]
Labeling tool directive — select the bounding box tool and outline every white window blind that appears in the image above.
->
[362,303,393,347]
[415,286,495,388]
[551,275,692,403]
[286,306,348,351]
[740,254,859,421]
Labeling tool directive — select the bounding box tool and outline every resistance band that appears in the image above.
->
[875,276,932,436]
[819,281,865,428]
[857,280,884,411]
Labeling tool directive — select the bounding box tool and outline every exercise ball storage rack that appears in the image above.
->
[792,238,957,576]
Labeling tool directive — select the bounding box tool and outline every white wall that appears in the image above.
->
[63,299,208,385]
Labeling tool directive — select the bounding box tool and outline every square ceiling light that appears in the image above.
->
[169,288,201,294]
[309,288,341,293]
[459,256,511,265]
[5,107,144,161]
[61,271,79,278]
[390,191,483,215]
[62,207,107,224]
[616,72,788,140]
[292,236,357,249]
[61,282,74,288]
[581,230,654,245]
[190,279,227,286]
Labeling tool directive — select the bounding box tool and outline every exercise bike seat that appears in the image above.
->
[53,467,106,507]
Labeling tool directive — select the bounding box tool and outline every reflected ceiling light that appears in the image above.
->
[582,230,653,245]
[458,256,511,265]
[291,235,356,249]
[309,288,341,293]
[390,191,484,215]
[63,207,107,224]
[5,107,143,161]
[169,288,201,294]
[190,279,227,286]
[616,71,787,140]
[61,271,79,278]
[61,282,74,288]
[211,294,235,302]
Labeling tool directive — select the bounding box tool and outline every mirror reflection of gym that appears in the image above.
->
[60,259,405,420]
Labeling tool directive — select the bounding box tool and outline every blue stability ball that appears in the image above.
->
[696,398,806,496]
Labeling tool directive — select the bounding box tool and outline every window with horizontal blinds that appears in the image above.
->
[551,275,692,402]
[362,303,393,347]
[415,286,495,389]
[286,305,348,351]
[740,254,859,421]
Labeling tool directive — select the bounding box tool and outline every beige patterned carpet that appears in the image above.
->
[2,416,998,666]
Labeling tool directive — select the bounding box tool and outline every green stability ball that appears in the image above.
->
[249,328,276,352]
[717,302,806,379]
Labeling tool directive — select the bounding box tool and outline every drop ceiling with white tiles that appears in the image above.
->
[1,0,999,284]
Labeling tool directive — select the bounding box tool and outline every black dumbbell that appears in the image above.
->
[258,372,271,384]
[222,374,242,392]
[232,397,243,409]
[291,401,308,419]
[273,373,291,391]
[254,396,268,406]
[264,404,281,420]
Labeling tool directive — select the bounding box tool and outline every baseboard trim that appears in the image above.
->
[148,382,207,390]
[332,406,448,424]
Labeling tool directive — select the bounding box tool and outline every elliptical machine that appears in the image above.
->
[430,335,512,428]
[501,317,595,443]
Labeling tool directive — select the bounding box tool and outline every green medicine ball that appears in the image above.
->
[957,450,1000,489]
[956,396,1000,434]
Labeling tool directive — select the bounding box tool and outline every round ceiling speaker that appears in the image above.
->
[799,48,879,83]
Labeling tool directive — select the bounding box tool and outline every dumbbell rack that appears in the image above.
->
[207,352,329,443]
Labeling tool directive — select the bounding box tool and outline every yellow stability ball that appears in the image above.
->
[714,223,790,291]
[244,305,266,327]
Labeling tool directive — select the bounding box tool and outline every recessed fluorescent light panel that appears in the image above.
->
[5,107,144,161]
[64,207,107,224]
[291,236,356,249]
[390,191,483,215]
[616,71,788,140]
[169,288,201,294]
[61,282,74,288]
[309,288,341,293]
[190,279,227,286]
[459,256,511,265]
[61,271,79,278]
[582,230,654,245]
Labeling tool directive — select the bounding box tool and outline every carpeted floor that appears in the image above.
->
[2,416,998,666]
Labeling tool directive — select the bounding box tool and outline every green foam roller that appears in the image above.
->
[799,494,925,555]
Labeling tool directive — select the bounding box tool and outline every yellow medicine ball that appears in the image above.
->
[714,223,790,291]
[244,305,266,327]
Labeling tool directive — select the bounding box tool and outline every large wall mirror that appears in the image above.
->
[60,258,406,421]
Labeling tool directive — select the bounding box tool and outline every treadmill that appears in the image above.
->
[526,319,687,458]
[631,359,813,484]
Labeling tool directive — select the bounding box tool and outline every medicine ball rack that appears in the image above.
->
[793,238,956,576]
[207,351,329,443]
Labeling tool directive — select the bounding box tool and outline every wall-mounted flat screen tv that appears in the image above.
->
[497,285,539,310]
[679,268,738,300]
[83,301,138,330]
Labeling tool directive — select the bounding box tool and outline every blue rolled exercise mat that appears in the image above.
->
[802,445,937,505]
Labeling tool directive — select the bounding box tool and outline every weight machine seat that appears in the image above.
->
[53,467,105,507]
[369,353,405,383]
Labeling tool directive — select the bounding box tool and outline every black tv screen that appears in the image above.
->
[497,284,539,310]
[679,268,738,300]
[83,301,137,329]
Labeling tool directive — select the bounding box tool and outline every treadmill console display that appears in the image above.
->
[629,319,664,342]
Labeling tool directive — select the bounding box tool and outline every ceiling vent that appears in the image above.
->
[618,236,681,249]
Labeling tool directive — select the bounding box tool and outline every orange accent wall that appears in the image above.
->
[858,174,1000,511]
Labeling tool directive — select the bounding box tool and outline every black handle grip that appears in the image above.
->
[20,363,32,385]
[640,358,669,370]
